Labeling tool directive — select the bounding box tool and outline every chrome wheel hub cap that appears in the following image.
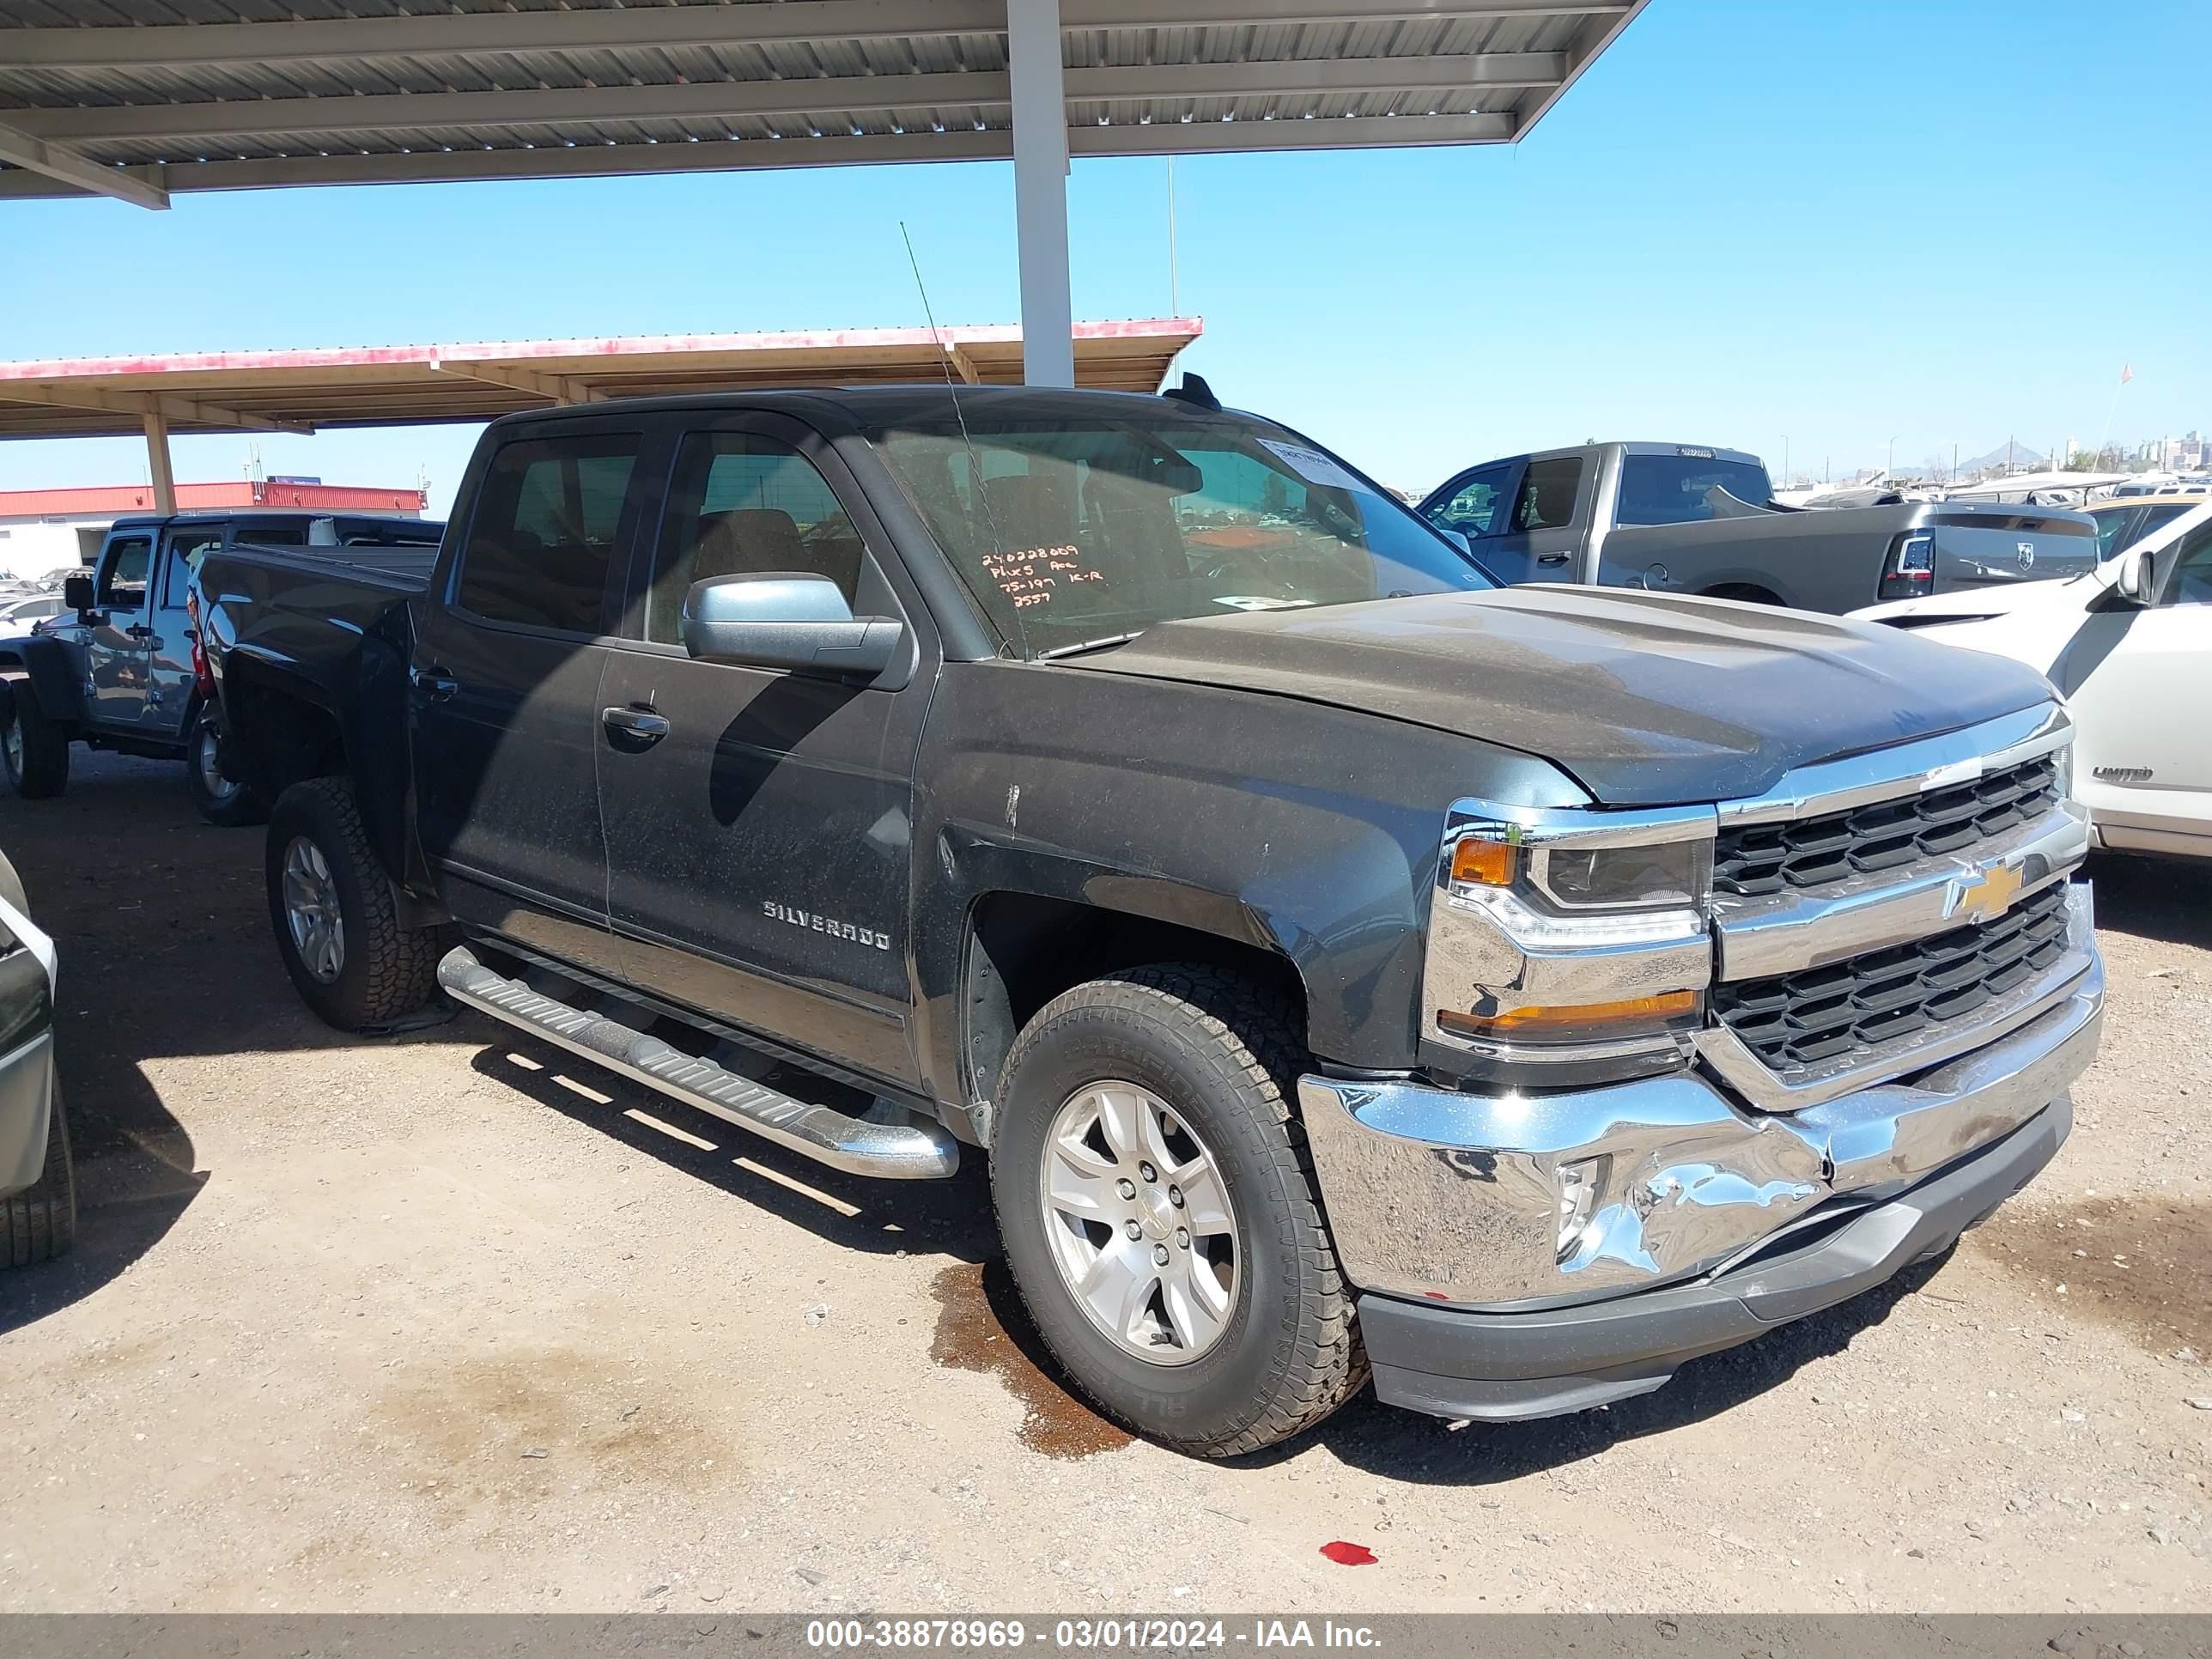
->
[1038,1080,1239,1365]
[196,724,234,799]
[281,836,344,983]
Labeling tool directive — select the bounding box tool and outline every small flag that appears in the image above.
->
[2120,364,2134,385]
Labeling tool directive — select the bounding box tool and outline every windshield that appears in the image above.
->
[1616,454,1776,525]
[867,410,1493,655]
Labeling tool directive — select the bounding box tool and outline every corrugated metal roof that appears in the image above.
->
[0,2,1645,206]
[0,319,1203,438]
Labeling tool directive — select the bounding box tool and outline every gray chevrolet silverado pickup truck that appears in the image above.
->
[1421,441,2100,611]
[199,386,2104,1455]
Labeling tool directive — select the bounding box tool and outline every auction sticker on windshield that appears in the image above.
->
[1258,439,1364,493]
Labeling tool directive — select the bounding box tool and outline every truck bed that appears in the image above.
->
[222,538,439,592]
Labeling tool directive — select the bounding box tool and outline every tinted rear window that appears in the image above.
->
[455,434,640,634]
[1616,455,1774,526]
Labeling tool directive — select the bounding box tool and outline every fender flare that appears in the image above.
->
[0,636,85,732]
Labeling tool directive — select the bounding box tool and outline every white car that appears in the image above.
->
[1854,499,2212,862]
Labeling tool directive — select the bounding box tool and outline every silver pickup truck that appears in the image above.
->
[1420,441,2100,611]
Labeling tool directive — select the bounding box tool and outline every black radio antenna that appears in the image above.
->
[899,221,1029,659]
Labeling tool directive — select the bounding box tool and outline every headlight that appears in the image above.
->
[1425,803,1717,1070]
[2051,737,2075,805]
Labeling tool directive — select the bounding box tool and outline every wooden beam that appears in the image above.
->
[943,345,983,386]
[143,410,177,514]
[0,382,311,434]
[428,359,601,407]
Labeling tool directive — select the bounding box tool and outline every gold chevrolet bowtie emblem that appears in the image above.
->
[1954,860,2025,924]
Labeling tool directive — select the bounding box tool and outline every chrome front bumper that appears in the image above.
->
[1300,884,2103,1312]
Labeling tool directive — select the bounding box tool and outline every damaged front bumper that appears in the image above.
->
[1297,888,2104,1423]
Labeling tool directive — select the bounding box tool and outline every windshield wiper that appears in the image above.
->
[1033,630,1146,661]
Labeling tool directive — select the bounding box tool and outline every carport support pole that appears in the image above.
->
[143,408,176,515]
[1008,0,1074,388]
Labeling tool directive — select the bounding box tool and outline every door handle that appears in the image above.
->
[125,623,154,638]
[602,705,671,741]
[1535,551,1571,566]
[410,665,460,702]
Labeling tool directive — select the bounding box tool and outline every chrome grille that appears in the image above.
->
[1713,756,2060,897]
[1710,881,2071,1077]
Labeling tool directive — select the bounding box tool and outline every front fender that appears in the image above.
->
[0,635,88,730]
[909,660,1588,1094]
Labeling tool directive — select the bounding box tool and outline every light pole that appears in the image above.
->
[1887,434,1898,477]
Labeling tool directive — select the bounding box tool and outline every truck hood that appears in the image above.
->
[1070,586,2057,806]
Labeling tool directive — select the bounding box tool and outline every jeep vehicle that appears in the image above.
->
[0,510,441,823]
[198,387,2105,1455]
[1419,441,2100,611]
[0,846,70,1268]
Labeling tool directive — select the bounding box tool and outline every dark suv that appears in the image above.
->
[0,511,441,823]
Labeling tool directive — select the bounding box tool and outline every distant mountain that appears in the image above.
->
[1953,441,2046,475]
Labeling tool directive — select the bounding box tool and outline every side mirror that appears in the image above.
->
[1441,527,1474,557]
[681,572,906,679]
[63,574,95,613]
[2112,545,2154,605]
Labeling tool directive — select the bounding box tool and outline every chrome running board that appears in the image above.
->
[437,946,958,1180]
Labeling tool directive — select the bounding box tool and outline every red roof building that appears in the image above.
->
[0,480,427,519]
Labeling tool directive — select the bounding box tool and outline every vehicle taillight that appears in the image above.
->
[1879,531,1936,601]
[185,589,214,696]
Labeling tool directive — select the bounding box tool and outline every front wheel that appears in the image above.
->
[184,702,266,827]
[264,777,442,1030]
[991,964,1367,1458]
[1,696,69,800]
[3,1079,75,1268]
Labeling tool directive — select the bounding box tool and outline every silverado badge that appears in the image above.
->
[1952,861,2025,925]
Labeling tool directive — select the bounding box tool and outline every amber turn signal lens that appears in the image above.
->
[1449,836,1516,887]
[1437,989,1698,1041]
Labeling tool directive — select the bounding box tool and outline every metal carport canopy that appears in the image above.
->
[0,319,1205,441]
[0,1,1646,384]
[0,318,1201,510]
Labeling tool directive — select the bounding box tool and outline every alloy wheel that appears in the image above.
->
[281,836,345,983]
[1037,1080,1241,1365]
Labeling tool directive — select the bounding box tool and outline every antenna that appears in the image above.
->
[900,220,1028,659]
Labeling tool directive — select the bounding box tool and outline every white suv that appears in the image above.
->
[1855,500,2212,862]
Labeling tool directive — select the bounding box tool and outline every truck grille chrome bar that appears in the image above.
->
[1714,754,2059,896]
[1712,881,2070,1077]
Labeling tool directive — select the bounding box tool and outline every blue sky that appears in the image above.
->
[2,0,2206,514]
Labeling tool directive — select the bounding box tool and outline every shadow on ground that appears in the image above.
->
[0,753,480,1330]
[2088,854,2212,950]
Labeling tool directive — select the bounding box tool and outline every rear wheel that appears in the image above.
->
[184,700,266,827]
[990,964,1367,1458]
[265,777,442,1030]
[3,1080,75,1268]
[1,696,69,800]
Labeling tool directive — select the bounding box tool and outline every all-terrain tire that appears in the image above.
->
[265,777,441,1030]
[3,1079,75,1268]
[183,699,267,827]
[991,963,1368,1458]
[1,696,70,799]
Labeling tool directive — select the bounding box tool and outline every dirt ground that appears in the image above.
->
[1,751,2207,1614]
